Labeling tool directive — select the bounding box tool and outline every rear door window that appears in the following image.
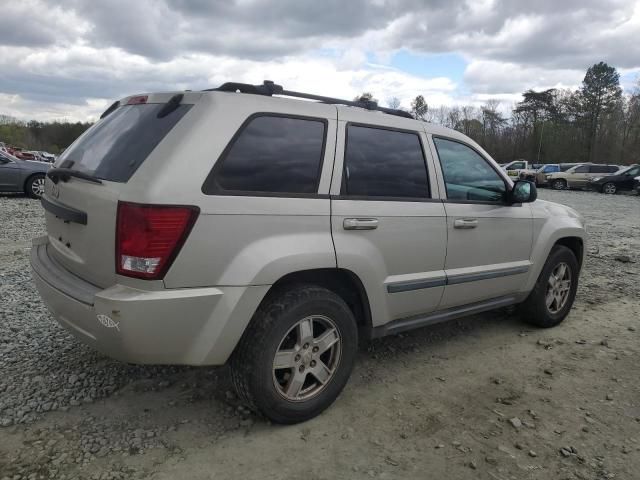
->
[589,165,617,173]
[342,125,430,198]
[203,115,326,195]
[56,103,192,182]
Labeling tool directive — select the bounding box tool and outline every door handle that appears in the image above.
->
[343,218,379,230]
[454,218,478,229]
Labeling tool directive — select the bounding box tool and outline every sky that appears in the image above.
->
[0,0,639,122]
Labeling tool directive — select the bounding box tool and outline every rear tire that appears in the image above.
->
[602,182,617,194]
[230,285,358,424]
[519,245,579,328]
[551,179,566,190]
[26,174,46,198]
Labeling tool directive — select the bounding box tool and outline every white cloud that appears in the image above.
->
[463,60,585,95]
[0,0,639,120]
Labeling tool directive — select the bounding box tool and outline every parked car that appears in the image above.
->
[634,176,640,194]
[587,164,640,194]
[26,151,57,163]
[501,159,529,179]
[0,151,50,197]
[13,150,37,161]
[533,163,579,187]
[546,163,621,190]
[30,81,586,424]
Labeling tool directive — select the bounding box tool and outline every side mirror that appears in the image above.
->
[508,180,537,204]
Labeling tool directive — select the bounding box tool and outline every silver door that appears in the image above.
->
[330,111,447,327]
[428,135,533,309]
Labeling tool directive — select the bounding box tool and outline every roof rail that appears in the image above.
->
[204,80,414,119]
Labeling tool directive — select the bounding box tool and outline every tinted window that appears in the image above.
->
[560,164,575,171]
[543,165,559,173]
[433,137,506,202]
[574,165,589,173]
[56,103,192,183]
[343,125,429,198]
[590,165,612,174]
[205,115,325,194]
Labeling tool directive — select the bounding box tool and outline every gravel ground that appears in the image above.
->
[1,189,639,480]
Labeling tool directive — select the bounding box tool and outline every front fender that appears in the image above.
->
[523,212,586,293]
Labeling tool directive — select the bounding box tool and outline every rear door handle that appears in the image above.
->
[454,218,478,229]
[343,218,379,230]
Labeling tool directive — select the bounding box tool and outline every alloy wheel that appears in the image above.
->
[603,183,616,194]
[272,315,341,401]
[546,262,572,314]
[31,177,45,197]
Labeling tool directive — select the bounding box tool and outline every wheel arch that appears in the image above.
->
[554,236,584,270]
[23,171,45,194]
[266,268,373,334]
[524,222,586,294]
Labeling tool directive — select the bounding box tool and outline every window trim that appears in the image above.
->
[201,112,329,198]
[340,122,432,200]
[431,135,511,205]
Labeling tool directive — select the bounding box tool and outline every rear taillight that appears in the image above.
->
[116,202,199,280]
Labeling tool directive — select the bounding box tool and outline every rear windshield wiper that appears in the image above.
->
[47,168,103,185]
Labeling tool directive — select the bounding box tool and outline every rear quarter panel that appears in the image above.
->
[153,93,340,288]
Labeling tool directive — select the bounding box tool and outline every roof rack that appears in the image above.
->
[203,80,414,119]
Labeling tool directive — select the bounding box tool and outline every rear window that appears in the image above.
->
[202,115,326,195]
[56,103,192,182]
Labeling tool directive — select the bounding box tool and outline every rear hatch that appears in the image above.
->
[41,93,196,288]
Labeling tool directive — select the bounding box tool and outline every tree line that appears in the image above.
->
[1,61,638,165]
[0,115,91,154]
[367,62,640,165]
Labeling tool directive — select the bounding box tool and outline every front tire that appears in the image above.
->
[230,285,358,424]
[26,174,46,198]
[519,245,579,328]
[602,182,617,194]
[551,179,566,190]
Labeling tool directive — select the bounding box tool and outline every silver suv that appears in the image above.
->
[31,81,586,424]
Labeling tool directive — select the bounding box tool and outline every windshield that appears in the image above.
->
[56,103,192,182]
[620,165,640,176]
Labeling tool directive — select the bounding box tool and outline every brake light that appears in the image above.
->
[127,95,148,105]
[116,202,199,279]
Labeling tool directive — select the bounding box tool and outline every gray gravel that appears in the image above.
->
[0,195,261,479]
[0,196,187,428]
[0,189,639,479]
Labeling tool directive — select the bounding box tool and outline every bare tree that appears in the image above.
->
[387,97,401,109]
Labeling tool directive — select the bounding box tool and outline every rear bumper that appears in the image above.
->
[30,236,269,365]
